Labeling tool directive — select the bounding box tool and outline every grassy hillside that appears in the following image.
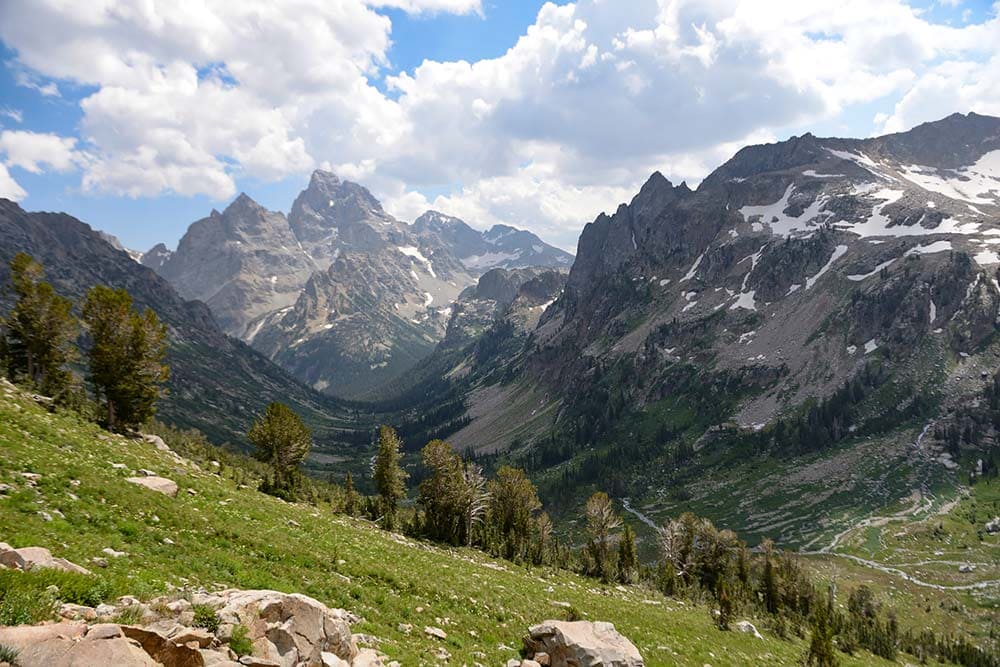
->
[0,378,925,667]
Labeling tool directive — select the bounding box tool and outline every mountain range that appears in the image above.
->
[2,112,999,549]
[140,170,572,397]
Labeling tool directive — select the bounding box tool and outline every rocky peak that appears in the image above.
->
[289,170,389,245]
[139,243,172,271]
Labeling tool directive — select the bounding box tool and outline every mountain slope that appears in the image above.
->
[405,112,1000,549]
[0,199,359,450]
[0,377,921,667]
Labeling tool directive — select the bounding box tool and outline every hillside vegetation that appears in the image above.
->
[0,378,927,667]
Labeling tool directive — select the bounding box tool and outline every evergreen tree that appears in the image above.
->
[1,253,78,397]
[82,285,168,431]
[487,466,541,560]
[373,425,408,530]
[418,439,466,544]
[617,523,638,584]
[806,589,838,666]
[343,471,359,516]
[533,511,554,565]
[585,491,622,582]
[248,402,312,499]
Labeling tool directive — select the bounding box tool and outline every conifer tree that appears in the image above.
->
[487,466,541,560]
[585,491,622,582]
[343,471,359,516]
[82,285,168,430]
[248,402,312,498]
[373,425,408,530]
[1,253,78,397]
[617,523,638,584]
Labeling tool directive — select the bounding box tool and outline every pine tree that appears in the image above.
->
[585,491,622,582]
[487,466,541,560]
[617,523,638,584]
[343,471,359,516]
[373,425,408,530]
[1,253,78,397]
[81,285,168,430]
[248,402,312,499]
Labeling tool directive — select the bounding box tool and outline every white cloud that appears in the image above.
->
[365,0,482,15]
[0,0,998,243]
[0,131,80,174]
[0,108,23,124]
[0,164,26,201]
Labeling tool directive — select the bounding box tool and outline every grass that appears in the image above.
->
[0,643,20,666]
[0,378,913,666]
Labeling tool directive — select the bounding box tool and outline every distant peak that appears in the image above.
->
[225,192,262,214]
[309,169,341,187]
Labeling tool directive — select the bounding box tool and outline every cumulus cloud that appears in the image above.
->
[0,131,80,174]
[0,0,998,241]
[0,163,26,201]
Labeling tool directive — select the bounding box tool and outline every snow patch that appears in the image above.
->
[679,252,704,282]
[397,246,436,277]
[864,339,879,354]
[805,244,848,290]
[905,240,953,256]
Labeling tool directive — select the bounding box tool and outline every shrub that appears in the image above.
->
[229,624,253,656]
[0,644,20,666]
[192,604,220,634]
[114,604,144,625]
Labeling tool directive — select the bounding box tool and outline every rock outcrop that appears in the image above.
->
[523,620,644,667]
[1,588,380,667]
[126,476,179,497]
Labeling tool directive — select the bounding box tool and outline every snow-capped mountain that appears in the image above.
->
[143,170,569,398]
[413,211,573,272]
[411,113,1000,460]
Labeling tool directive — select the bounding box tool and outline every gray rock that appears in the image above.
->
[126,476,179,497]
[525,620,644,667]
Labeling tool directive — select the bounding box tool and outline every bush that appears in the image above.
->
[0,644,20,666]
[229,624,253,656]
[192,604,220,634]
[114,604,144,625]
[0,569,113,626]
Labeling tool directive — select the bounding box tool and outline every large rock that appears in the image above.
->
[198,589,357,667]
[0,621,157,667]
[524,621,644,667]
[127,476,179,497]
[0,544,91,575]
[121,625,206,667]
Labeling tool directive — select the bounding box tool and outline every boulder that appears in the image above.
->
[201,589,357,667]
[986,517,1000,534]
[322,652,351,667]
[351,648,384,667]
[0,621,158,667]
[0,545,91,575]
[524,621,644,667]
[126,476,179,497]
[423,626,447,640]
[732,621,762,639]
[120,625,206,667]
[173,627,216,648]
[143,433,171,452]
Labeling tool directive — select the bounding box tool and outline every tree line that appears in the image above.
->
[0,253,169,431]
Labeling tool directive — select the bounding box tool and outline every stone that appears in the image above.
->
[143,433,171,451]
[127,476,179,497]
[534,652,551,666]
[424,626,447,640]
[521,661,541,667]
[239,657,281,667]
[60,602,98,620]
[205,589,358,666]
[351,648,384,667]
[173,627,215,648]
[121,625,205,667]
[732,621,762,639]
[986,517,1000,534]
[322,651,351,667]
[86,623,125,640]
[104,547,128,558]
[200,648,242,666]
[0,545,91,575]
[525,621,644,667]
[96,603,118,617]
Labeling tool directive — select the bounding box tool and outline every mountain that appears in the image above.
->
[147,170,571,398]
[412,210,573,271]
[0,199,359,450]
[399,112,1000,547]
[139,242,172,271]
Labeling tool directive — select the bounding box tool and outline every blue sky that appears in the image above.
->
[0,0,997,252]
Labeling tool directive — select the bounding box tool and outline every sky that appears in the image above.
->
[0,0,998,254]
